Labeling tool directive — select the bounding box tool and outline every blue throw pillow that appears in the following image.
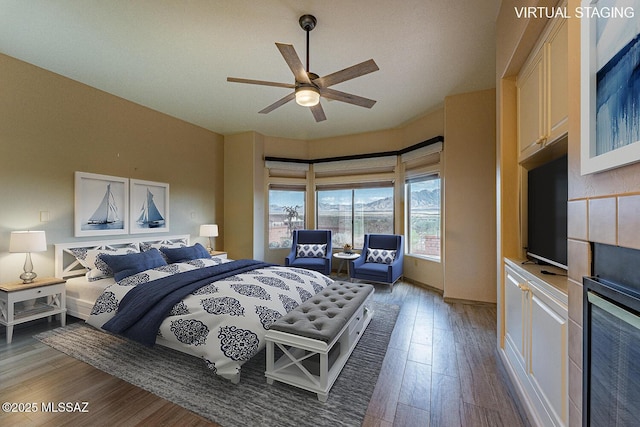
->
[100,248,167,282]
[160,243,211,263]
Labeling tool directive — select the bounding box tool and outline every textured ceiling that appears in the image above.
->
[0,0,501,140]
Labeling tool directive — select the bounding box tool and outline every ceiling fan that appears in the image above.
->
[227,14,379,122]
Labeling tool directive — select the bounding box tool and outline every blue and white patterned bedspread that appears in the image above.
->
[86,257,333,381]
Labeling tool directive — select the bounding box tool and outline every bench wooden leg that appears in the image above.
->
[266,340,274,382]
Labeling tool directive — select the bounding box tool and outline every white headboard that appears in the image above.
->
[54,235,190,279]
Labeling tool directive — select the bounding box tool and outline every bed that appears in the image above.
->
[54,235,333,383]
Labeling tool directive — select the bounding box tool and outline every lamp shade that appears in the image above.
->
[295,86,320,107]
[199,224,219,237]
[9,231,47,253]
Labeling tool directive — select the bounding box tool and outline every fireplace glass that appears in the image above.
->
[584,282,640,426]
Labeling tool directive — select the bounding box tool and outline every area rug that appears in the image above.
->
[35,302,399,427]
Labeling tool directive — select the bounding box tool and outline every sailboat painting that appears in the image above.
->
[75,172,129,237]
[130,179,169,233]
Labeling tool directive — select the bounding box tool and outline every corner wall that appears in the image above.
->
[223,132,265,260]
[443,89,497,303]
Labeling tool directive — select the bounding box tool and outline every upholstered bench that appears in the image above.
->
[265,282,374,401]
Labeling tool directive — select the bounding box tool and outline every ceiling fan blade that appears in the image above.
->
[227,77,295,89]
[310,103,327,122]
[258,92,296,114]
[276,43,310,84]
[313,59,379,88]
[320,87,376,109]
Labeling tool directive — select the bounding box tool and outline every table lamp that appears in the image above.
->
[199,224,219,251]
[9,230,47,284]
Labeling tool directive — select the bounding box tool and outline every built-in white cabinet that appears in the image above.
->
[517,16,568,163]
[501,258,568,427]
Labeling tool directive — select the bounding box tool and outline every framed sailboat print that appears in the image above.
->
[130,179,169,234]
[75,172,129,237]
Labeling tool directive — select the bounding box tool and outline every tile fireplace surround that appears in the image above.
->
[567,194,640,426]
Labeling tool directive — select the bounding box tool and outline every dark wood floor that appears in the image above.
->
[0,280,528,427]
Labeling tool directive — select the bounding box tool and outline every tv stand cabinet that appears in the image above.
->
[500,258,568,426]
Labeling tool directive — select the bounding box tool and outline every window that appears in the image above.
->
[406,175,441,260]
[268,188,305,248]
[317,187,394,249]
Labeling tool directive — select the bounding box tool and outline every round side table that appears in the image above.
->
[333,252,360,278]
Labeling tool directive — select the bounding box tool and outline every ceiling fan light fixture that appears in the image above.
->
[295,85,320,107]
[227,13,377,121]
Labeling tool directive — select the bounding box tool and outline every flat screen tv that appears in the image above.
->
[527,154,568,270]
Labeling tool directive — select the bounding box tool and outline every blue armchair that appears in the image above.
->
[285,230,332,275]
[349,234,404,289]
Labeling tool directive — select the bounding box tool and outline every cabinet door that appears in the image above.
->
[517,49,545,162]
[504,267,528,366]
[530,290,568,426]
[547,18,568,143]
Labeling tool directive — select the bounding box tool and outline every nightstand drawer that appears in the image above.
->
[10,283,65,300]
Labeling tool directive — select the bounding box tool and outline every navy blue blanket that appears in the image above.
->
[102,259,271,346]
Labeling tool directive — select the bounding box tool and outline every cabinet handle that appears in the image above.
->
[518,283,530,292]
[535,136,546,145]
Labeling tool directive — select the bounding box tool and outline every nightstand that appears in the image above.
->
[209,250,227,259]
[0,277,66,344]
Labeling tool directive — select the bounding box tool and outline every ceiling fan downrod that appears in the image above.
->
[299,14,316,73]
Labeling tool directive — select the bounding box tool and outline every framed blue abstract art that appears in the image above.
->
[581,0,640,174]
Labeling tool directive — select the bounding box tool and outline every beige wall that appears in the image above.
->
[443,89,497,303]
[0,53,224,283]
[308,128,403,158]
[263,107,445,161]
[223,132,265,260]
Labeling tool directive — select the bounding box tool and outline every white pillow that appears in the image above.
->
[140,239,187,252]
[70,245,139,281]
[366,248,396,264]
[296,243,327,258]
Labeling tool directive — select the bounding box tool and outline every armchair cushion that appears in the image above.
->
[366,248,396,264]
[296,243,327,258]
[288,257,328,270]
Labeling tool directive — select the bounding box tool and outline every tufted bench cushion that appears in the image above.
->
[269,282,374,343]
